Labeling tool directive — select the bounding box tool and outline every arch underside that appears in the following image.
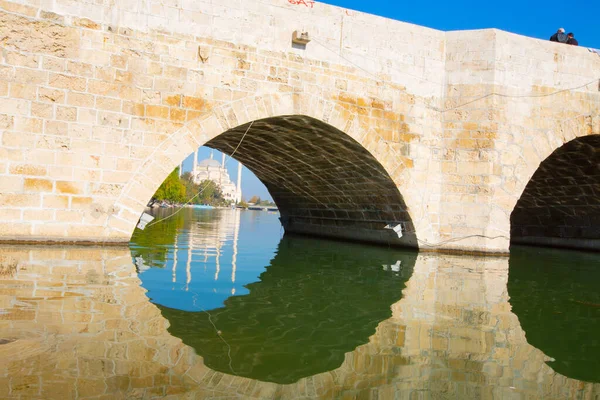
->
[205,115,417,248]
[511,135,600,251]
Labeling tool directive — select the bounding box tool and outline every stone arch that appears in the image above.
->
[487,112,600,250]
[106,93,419,247]
[510,134,600,250]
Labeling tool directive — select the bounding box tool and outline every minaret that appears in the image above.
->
[192,150,198,176]
[221,152,226,167]
[178,162,182,177]
[210,149,214,160]
[236,161,242,203]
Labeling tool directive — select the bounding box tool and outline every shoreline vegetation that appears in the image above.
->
[148,167,276,210]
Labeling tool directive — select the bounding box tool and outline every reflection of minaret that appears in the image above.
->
[172,231,178,283]
[231,209,241,294]
[236,161,242,203]
[186,230,192,291]
[214,240,221,281]
[186,210,241,291]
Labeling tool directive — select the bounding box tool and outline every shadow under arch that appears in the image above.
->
[204,115,417,247]
[158,235,417,384]
[510,134,600,251]
[507,246,600,382]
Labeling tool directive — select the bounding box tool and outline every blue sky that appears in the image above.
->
[183,1,599,201]
[320,0,600,48]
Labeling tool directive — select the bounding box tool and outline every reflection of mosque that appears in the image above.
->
[172,210,241,294]
[135,208,281,313]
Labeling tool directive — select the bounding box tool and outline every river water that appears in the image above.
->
[1,208,599,399]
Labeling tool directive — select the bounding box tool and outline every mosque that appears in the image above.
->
[187,150,242,203]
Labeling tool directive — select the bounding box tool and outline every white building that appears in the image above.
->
[189,151,242,203]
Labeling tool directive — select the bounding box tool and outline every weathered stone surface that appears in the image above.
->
[0,1,599,252]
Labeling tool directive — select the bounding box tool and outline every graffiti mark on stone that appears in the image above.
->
[288,0,315,8]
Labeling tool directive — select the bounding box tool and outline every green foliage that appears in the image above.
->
[153,168,186,203]
[196,179,228,206]
[151,169,234,206]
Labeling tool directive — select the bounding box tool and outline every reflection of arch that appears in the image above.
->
[510,135,600,250]
[508,247,600,383]
[159,236,417,384]
[107,93,418,248]
[3,246,599,398]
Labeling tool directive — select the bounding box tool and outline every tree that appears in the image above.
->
[181,171,192,181]
[182,175,201,203]
[195,180,226,206]
[153,168,186,203]
[249,195,260,204]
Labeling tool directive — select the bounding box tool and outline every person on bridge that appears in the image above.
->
[567,33,579,46]
[550,28,568,43]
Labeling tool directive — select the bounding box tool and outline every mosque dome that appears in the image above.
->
[198,159,222,168]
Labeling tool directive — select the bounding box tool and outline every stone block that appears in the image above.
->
[24,178,53,192]
[0,98,29,116]
[56,181,85,195]
[23,209,55,221]
[42,194,69,208]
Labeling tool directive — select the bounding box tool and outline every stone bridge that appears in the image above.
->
[0,0,599,253]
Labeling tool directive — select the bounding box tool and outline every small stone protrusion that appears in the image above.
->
[198,47,209,63]
[292,31,310,47]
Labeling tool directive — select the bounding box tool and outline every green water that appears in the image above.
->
[508,247,600,383]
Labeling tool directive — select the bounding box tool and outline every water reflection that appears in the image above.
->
[0,246,195,398]
[508,246,600,383]
[132,209,416,383]
[0,213,598,398]
[130,208,281,311]
[159,236,415,383]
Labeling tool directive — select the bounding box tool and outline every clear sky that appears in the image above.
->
[319,0,600,49]
[183,1,599,201]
